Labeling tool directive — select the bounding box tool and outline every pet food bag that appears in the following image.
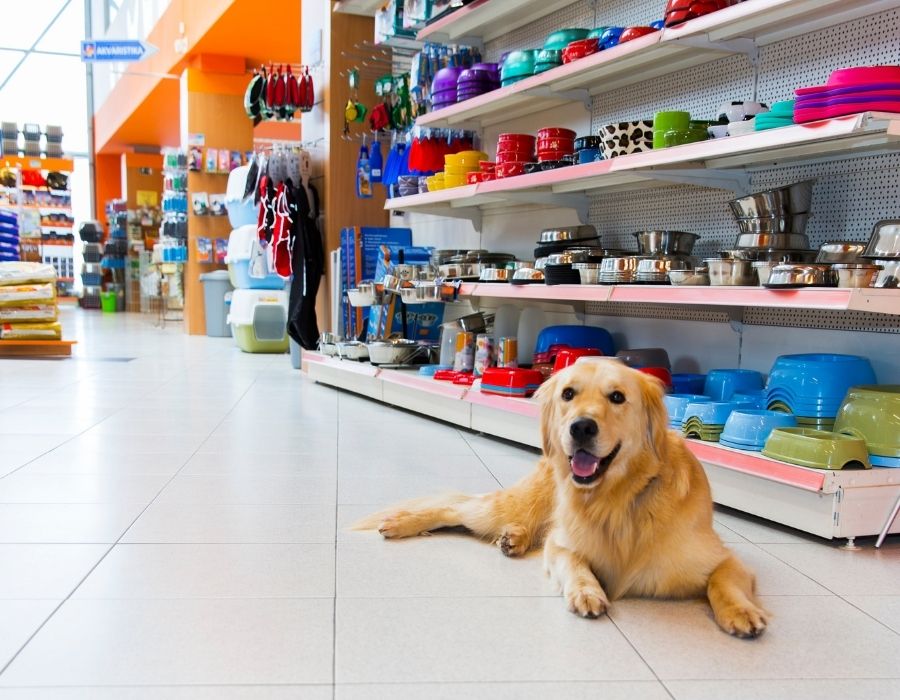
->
[0,283,56,307]
[0,262,57,286]
[1,322,62,340]
[0,304,58,323]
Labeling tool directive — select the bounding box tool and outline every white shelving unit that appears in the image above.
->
[332,0,385,16]
[304,351,900,541]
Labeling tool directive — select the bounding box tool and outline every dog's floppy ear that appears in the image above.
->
[639,372,670,462]
[534,372,561,457]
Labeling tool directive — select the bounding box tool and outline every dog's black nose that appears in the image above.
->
[569,417,599,443]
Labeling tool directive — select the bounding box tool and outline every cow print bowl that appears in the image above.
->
[599,120,654,159]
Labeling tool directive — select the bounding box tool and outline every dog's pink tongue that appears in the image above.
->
[570,450,600,477]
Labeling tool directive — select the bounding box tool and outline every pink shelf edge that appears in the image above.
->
[687,440,826,492]
[464,386,541,417]
[380,369,468,399]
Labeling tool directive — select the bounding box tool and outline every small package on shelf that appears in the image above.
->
[1,321,61,340]
[195,237,213,263]
[205,149,218,173]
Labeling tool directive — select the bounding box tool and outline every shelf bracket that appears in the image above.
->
[640,168,752,194]
[673,34,760,65]
[499,192,591,223]
[521,85,592,111]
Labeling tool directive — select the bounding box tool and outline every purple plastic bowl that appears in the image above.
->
[431,88,458,100]
[433,66,464,93]
[473,62,499,74]
[458,68,494,84]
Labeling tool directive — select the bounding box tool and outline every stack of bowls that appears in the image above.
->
[633,231,699,283]
[765,353,877,430]
[663,394,711,429]
[598,255,640,283]
[719,180,817,283]
[537,127,576,163]
[456,66,500,102]
[619,26,660,43]
[597,27,625,49]
[443,150,488,188]
[671,373,706,394]
[616,347,671,370]
[719,409,799,451]
[705,368,764,401]
[535,49,563,73]
[862,219,900,289]
[574,136,603,164]
[682,401,740,441]
[562,38,600,63]
[431,66,463,110]
[653,111,709,149]
[665,0,742,28]
[496,133,536,178]
[756,100,796,131]
[834,385,900,467]
[500,50,537,87]
[544,28,590,51]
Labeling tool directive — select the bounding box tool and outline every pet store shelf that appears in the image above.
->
[0,155,74,172]
[388,113,900,221]
[414,0,900,130]
[303,350,900,541]
[331,0,385,17]
[457,284,900,317]
[417,0,581,44]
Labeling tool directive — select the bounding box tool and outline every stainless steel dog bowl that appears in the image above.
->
[479,267,512,282]
[832,263,882,288]
[861,219,900,259]
[668,268,710,286]
[735,232,810,249]
[635,255,694,282]
[764,263,838,288]
[572,262,602,284]
[399,285,445,304]
[538,224,598,243]
[873,259,900,288]
[633,230,699,256]
[728,180,815,219]
[735,214,810,236]
[720,248,816,263]
[366,339,423,365]
[705,258,757,286]
[336,341,370,361]
[512,267,545,283]
[816,241,868,263]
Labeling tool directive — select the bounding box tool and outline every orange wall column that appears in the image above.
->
[180,56,255,335]
[94,153,123,219]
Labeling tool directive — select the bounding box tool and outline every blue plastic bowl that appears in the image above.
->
[599,27,625,49]
[650,19,665,30]
[663,394,711,426]
[721,409,799,447]
[766,354,876,400]
[671,373,706,394]
[682,401,739,426]
[704,369,764,401]
[718,437,763,452]
[534,325,615,357]
[732,390,768,409]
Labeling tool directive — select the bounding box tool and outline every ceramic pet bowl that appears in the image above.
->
[664,394,712,427]
[834,385,900,466]
[719,409,799,451]
[704,369,764,401]
[599,120,653,159]
[763,428,872,470]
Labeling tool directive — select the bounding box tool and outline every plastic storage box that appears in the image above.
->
[227,288,289,353]
[225,224,286,290]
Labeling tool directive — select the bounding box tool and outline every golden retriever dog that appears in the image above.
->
[355,358,768,638]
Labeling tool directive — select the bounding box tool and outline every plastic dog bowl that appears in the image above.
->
[763,428,872,470]
[544,28,590,50]
[704,369,764,401]
[731,390,769,409]
[615,347,671,370]
[480,367,544,397]
[663,394,712,427]
[552,347,604,374]
[638,366,673,388]
[683,400,740,426]
[534,325,615,358]
[721,409,799,450]
[671,373,706,394]
[834,385,900,461]
[766,354,877,405]
[682,419,725,441]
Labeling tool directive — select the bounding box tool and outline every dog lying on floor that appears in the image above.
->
[355,359,768,638]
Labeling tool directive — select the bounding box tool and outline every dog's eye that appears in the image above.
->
[561,387,576,401]
[608,391,626,404]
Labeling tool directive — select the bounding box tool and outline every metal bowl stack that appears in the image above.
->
[632,231,699,283]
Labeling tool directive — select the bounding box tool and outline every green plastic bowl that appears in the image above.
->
[762,428,871,470]
[501,50,537,80]
[834,385,900,458]
[536,49,562,64]
[544,28,590,50]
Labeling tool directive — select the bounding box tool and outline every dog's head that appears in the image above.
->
[535,358,669,490]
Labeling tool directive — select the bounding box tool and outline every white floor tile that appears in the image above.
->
[337,453,494,479]
[608,595,900,680]
[0,598,334,686]
[462,434,538,457]
[335,597,655,683]
[0,473,169,504]
[154,474,337,506]
[338,535,550,598]
[180,451,336,476]
[665,679,900,700]
[759,541,900,595]
[337,473,501,505]
[476,452,540,487]
[59,432,207,455]
[0,503,145,543]
[19,451,192,476]
[121,503,336,543]
[843,595,900,634]
[74,543,334,598]
[0,544,107,598]
[713,509,822,545]
[727,543,829,595]
[336,681,671,700]
[0,599,59,669]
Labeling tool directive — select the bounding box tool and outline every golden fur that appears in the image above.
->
[355,358,768,637]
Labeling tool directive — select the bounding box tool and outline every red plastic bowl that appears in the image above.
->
[552,347,604,374]
[561,38,599,63]
[537,150,574,162]
[497,133,536,147]
[496,150,535,164]
[638,366,673,388]
[480,367,545,397]
[537,127,576,140]
[479,160,497,172]
[619,26,658,43]
[495,161,528,178]
[537,137,575,151]
[466,172,481,184]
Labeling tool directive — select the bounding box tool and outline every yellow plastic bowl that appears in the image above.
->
[444,175,466,188]
[454,150,489,167]
[444,165,477,175]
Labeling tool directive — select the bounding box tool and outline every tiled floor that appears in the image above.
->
[0,308,898,699]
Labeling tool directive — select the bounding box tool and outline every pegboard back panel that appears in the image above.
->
[585,301,732,323]
[744,308,900,334]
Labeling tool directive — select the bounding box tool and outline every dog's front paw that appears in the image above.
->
[565,584,609,619]
[378,511,427,539]
[717,603,768,639]
[496,524,530,557]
